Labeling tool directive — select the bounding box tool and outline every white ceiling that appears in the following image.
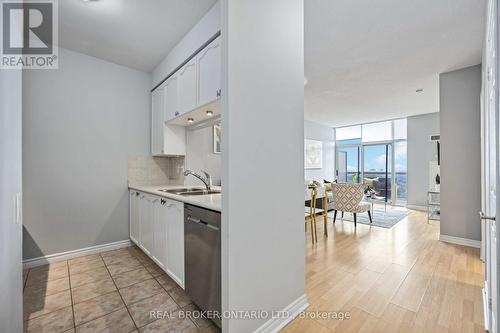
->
[59,0,217,72]
[305,0,486,127]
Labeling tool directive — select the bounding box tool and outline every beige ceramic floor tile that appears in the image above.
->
[155,274,178,292]
[119,279,164,305]
[143,264,164,278]
[24,289,72,321]
[138,313,197,333]
[100,248,132,258]
[71,277,116,304]
[127,291,178,328]
[68,254,101,265]
[102,253,137,266]
[73,291,125,326]
[113,267,153,289]
[75,308,135,333]
[168,286,192,308]
[106,259,143,277]
[24,306,74,333]
[70,266,111,288]
[24,276,70,298]
[30,261,68,273]
[26,265,69,286]
[69,258,105,275]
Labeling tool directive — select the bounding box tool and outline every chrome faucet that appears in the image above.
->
[184,169,212,191]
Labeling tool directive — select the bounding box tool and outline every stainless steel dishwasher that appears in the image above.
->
[184,204,221,327]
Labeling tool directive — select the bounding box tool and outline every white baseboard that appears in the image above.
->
[439,234,481,248]
[23,239,131,269]
[406,205,428,212]
[253,294,309,333]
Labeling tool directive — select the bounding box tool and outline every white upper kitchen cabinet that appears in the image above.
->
[151,198,168,269]
[197,37,221,107]
[163,76,186,155]
[177,58,198,115]
[151,77,186,156]
[165,198,185,288]
[151,86,165,156]
[129,190,140,245]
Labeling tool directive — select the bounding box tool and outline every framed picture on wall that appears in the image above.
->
[305,139,322,169]
[213,123,221,154]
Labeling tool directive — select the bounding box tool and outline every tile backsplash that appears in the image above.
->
[128,156,185,186]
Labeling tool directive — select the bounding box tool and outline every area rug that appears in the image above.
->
[327,207,409,229]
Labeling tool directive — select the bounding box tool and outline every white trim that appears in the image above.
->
[23,239,131,269]
[252,294,309,333]
[406,204,428,212]
[439,234,481,248]
[483,284,490,332]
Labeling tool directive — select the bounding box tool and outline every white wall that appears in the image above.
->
[304,120,335,182]
[221,0,305,332]
[0,69,23,333]
[439,65,481,241]
[407,113,440,208]
[23,48,151,260]
[151,1,220,89]
[185,126,221,186]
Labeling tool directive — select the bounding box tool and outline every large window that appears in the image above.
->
[335,119,407,206]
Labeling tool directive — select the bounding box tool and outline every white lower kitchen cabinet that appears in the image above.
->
[129,190,185,289]
[139,194,156,256]
[165,198,185,288]
[129,190,140,245]
[151,198,168,269]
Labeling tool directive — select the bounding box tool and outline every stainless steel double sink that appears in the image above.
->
[158,188,221,196]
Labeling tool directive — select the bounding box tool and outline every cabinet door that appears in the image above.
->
[140,195,155,255]
[164,76,179,120]
[152,199,168,270]
[129,191,140,245]
[165,199,185,288]
[151,87,165,155]
[197,37,221,107]
[177,59,198,115]
[163,76,186,155]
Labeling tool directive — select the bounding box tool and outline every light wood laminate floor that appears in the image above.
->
[283,209,485,333]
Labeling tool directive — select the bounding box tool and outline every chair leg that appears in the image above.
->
[311,215,317,244]
[311,218,315,244]
[353,213,357,227]
[368,210,372,223]
[323,196,328,237]
[333,210,337,223]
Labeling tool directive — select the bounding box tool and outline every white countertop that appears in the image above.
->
[128,184,221,212]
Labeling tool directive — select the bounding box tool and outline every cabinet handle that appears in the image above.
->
[175,111,179,116]
[160,199,166,205]
[216,89,221,97]
[136,192,140,196]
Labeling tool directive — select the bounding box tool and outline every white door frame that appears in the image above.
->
[481,1,499,332]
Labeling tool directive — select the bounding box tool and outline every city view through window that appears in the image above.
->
[335,119,407,206]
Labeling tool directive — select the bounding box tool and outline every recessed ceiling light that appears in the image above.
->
[206,110,213,117]
[416,89,423,93]
[187,118,194,123]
